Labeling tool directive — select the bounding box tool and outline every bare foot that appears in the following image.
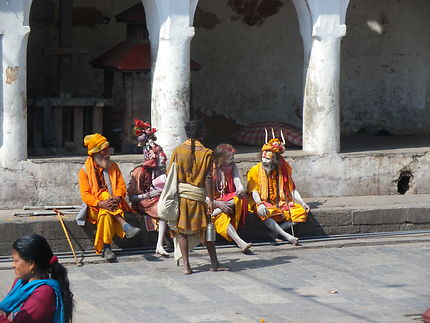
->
[156,246,169,257]
[183,268,193,275]
[210,263,231,272]
[240,242,252,253]
[287,237,299,246]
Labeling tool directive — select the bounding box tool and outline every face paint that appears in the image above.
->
[262,151,273,165]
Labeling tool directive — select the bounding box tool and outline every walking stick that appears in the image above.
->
[53,209,80,266]
[291,220,295,237]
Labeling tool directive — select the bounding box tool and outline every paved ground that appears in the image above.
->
[0,234,429,323]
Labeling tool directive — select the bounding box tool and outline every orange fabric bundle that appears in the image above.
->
[83,133,109,155]
[261,138,285,154]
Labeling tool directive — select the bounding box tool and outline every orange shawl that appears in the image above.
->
[258,157,295,202]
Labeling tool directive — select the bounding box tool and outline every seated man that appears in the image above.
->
[78,133,141,261]
[127,120,170,257]
[247,132,309,245]
[211,144,252,253]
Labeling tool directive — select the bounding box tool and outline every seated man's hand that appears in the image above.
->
[207,200,214,216]
[149,188,162,198]
[236,188,245,198]
[97,199,112,210]
[110,196,122,206]
[257,203,268,218]
[303,203,310,211]
[215,200,233,215]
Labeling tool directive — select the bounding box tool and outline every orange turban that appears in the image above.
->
[261,138,285,154]
[83,133,109,155]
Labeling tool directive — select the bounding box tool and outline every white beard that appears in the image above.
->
[94,154,112,169]
[262,162,274,176]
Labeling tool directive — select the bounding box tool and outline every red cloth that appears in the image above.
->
[423,308,430,323]
[127,165,161,231]
[213,165,248,227]
[231,121,302,147]
[0,279,55,323]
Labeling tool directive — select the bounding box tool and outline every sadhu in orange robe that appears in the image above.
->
[79,156,133,253]
[247,158,308,223]
[212,164,247,241]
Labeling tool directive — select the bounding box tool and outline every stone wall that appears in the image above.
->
[341,0,430,135]
[0,150,429,208]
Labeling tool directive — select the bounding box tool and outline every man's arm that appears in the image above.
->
[291,189,310,210]
[232,164,244,197]
[205,160,214,218]
[252,191,268,217]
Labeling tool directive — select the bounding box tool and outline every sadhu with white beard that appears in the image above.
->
[247,130,310,245]
[78,133,141,261]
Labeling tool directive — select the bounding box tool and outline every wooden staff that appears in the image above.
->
[53,209,80,266]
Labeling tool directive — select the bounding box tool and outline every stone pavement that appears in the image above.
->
[1,234,429,322]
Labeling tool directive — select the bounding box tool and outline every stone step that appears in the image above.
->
[1,194,429,256]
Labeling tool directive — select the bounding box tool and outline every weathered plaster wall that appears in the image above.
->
[0,151,429,208]
[24,0,430,137]
[192,0,430,136]
[191,0,304,127]
[341,0,430,135]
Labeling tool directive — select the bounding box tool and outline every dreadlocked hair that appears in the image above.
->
[214,143,237,168]
[185,120,203,173]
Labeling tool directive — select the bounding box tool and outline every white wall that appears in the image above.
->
[191,0,304,127]
[341,0,430,135]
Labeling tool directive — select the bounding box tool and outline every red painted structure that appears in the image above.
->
[90,3,200,71]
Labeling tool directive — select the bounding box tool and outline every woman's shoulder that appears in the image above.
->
[32,284,55,297]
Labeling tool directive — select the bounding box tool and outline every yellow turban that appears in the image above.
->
[261,138,285,154]
[83,133,109,155]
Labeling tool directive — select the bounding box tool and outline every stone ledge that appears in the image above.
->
[352,208,407,225]
[1,198,429,255]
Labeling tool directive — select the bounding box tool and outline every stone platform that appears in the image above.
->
[0,135,429,254]
[1,194,429,256]
[0,135,429,208]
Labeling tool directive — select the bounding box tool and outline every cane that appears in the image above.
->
[53,209,80,266]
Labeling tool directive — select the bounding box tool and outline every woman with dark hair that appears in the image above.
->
[168,120,230,274]
[0,234,74,322]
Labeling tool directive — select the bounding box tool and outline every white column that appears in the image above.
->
[142,0,198,156]
[292,0,312,89]
[141,0,160,73]
[293,0,349,154]
[0,0,32,167]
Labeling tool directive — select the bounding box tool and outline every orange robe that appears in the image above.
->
[212,164,246,241]
[168,140,213,235]
[247,161,308,223]
[79,156,132,253]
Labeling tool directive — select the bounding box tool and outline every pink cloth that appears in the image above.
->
[152,174,166,191]
[127,166,163,231]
